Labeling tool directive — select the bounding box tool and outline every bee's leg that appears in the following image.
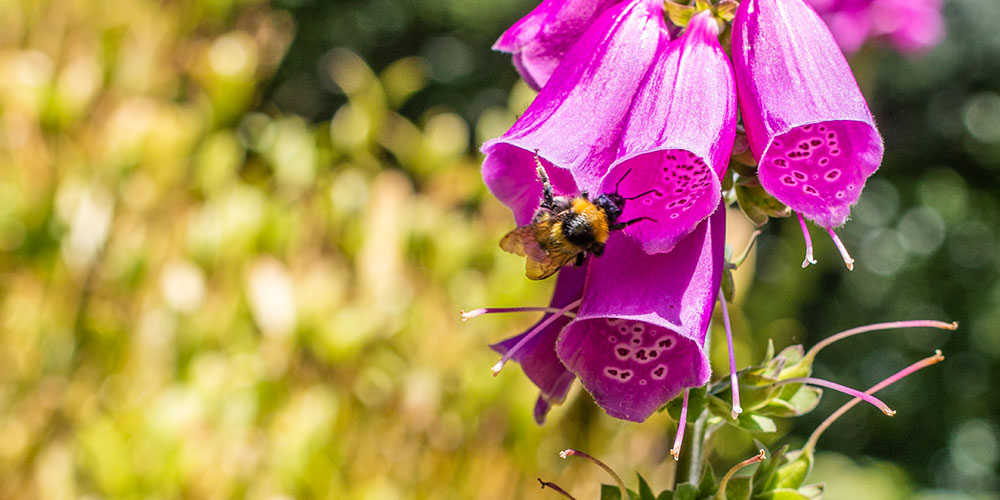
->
[534,150,558,210]
[590,242,605,257]
[580,190,589,200]
[574,252,586,267]
[609,217,657,231]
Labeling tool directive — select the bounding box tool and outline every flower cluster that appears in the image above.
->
[474,0,890,424]
[806,0,945,55]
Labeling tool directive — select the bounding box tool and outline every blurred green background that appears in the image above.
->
[0,0,997,498]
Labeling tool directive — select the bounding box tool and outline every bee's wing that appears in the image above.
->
[500,225,547,261]
[524,245,578,280]
[501,216,580,280]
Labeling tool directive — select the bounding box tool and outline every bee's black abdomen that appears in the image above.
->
[562,214,596,247]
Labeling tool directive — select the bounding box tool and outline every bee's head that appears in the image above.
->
[596,167,658,224]
[594,193,626,224]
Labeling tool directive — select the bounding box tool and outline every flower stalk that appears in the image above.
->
[560,449,627,500]
[714,449,766,500]
[537,478,578,500]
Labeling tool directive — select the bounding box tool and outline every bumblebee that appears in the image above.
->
[500,152,656,280]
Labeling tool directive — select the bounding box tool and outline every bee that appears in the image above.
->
[500,151,656,280]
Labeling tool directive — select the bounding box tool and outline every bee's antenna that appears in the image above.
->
[624,189,659,201]
[614,168,633,194]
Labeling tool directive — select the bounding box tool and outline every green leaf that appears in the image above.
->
[672,483,699,500]
[638,473,656,500]
[725,476,752,500]
[656,490,674,500]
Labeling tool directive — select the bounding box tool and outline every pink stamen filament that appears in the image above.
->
[461,306,576,321]
[826,226,854,270]
[774,377,895,416]
[718,290,742,419]
[670,389,690,460]
[492,299,582,376]
[537,478,578,500]
[797,213,817,268]
[805,350,945,453]
[805,320,957,363]
[560,449,627,499]
[715,450,766,500]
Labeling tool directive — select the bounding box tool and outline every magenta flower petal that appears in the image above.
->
[733,0,884,229]
[483,0,669,223]
[490,264,586,423]
[494,0,622,90]
[555,206,725,422]
[871,0,944,54]
[602,11,736,254]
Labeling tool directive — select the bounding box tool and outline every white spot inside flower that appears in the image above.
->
[614,345,632,360]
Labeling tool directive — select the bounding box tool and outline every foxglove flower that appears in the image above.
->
[603,10,736,254]
[732,0,884,268]
[494,0,622,90]
[482,0,669,225]
[555,206,725,422]
[486,265,587,424]
[808,0,945,55]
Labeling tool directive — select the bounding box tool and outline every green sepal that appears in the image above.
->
[601,484,640,500]
[798,484,824,499]
[715,0,739,21]
[724,476,752,500]
[759,386,823,418]
[722,167,735,191]
[772,449,814,490]
[752,489,812,500]
[735,179,791,227]
[752,442,788,495]
[737,412,778,433]
[672,483,699,500]
[731,160,758,178]
[664,1,695,27]
[657,490,674,500]
[638,473,656,500]
[721,267,736,302]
